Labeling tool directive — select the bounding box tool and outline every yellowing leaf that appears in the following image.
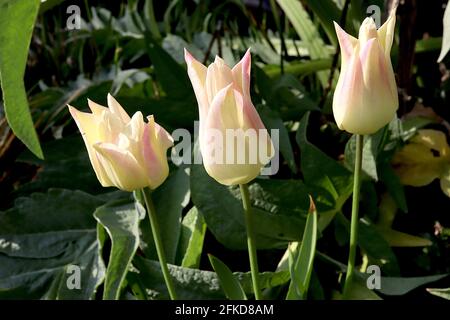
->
[392,129,450,191]
[439,166,450,197]
[376,227,432,247]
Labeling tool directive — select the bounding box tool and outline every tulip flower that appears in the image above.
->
[68,94,173,191]
[185,49,274,185]
[333,11,398,134]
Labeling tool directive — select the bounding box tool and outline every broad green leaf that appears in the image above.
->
[379,160,408,212]
[254,67,318,121]
[376,274,448,296]
[16,136,106,195]
[140,166,190,263]
[427,287,450,300]
[0,189,106,299]
[94,200,141,300]
[208,254,247,300]
[286,198,318,300]
[176,206,207,269]
[438,0,450,62]
[345,131,385,181]
[337,215,400,275]
[276,0,331,85]
[0,0,43,158]
[144,37,193,100]
[296,112,353,231]
[133,256,289,300]
[258,105,297,173]
[191,159,310,250]
[318,252,447,297]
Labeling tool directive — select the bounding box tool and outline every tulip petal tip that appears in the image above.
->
[184,48,194,63]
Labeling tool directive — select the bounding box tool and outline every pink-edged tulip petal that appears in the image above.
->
[68,105,113,186]
[184,49,209,122]
[333,43,364,132]
[88,99,108,116]
[93,142,148,191]
[231,48,251,97]
[205,56,234,104]
[358,17,378,45]
[377,13,396,56]
[201,85,270,185]
[107,93,131,124]
[125,111,145,142]
[334,21,358,67]
[142,116,172,189]
[360,37,397,102]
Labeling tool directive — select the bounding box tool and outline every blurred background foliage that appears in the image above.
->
[0,0,449,300]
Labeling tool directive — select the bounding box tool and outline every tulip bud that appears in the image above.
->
[332,10,398,134]
[68,94,173,191]
[185,49,274,185]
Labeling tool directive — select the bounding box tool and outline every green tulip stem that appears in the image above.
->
[239,183,262,300]
[142,188,177,300]
[343,134,364,299]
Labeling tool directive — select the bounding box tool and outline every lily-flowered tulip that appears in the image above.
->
[185,49,274,185]
[68,94,173,191]
[333,10,398,134]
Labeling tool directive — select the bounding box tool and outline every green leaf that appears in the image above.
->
[337,215,400,275]
[258,105,297,173]
[286,198,318,300]
[341,280,382,300]
[376,274,448,296]
[144,37,193,99]
[140,166,190,263]
[16,136,106,195]
[438,0,450,62]
[263,59,332,78]
[208,255,247,300]
[254,67,318,121]
[301,0,342,46]
[296,112,353,231]
[379,160,408,212]
[276,0,331,85]
[375,227,432,247]
[133,256,289,300]
[0,189,106,299]
[94,200,141,300]
[176,206,207,269]
[345,131,385,181]
[318,252,447,297]
[191,160,310,250]
[0,0,43,158]
[427,287,450,300]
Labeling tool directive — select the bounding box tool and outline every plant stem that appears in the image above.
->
[239,184,262,300]
[343,134,364,298]
[141,188,177,300]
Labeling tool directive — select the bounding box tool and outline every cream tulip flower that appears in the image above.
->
[333,10,398,134]
[68,94,173,191]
